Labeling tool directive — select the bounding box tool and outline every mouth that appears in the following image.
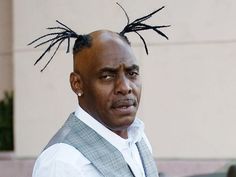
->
[111,99,137,115]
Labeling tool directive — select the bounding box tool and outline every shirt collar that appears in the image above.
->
[74,105,145,151]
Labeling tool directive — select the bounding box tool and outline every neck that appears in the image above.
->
[78,103,129,139]
[113,130,128,139]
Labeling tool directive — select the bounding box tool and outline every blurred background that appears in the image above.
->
[0,0,236,176]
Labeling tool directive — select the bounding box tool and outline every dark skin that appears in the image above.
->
[70,30,142,139]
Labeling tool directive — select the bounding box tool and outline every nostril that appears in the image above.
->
[128,89,132,94]
[115,84,132,95]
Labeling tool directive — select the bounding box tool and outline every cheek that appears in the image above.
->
[93,90,114,121]
[90,85,114,107]
[133,81,142,99]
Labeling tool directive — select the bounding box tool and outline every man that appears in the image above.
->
[30,5,169,177]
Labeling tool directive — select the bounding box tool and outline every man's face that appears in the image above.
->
[73,31,142,135]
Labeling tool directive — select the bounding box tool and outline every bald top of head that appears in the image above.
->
[73,30,132,73]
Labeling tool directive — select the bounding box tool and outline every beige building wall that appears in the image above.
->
[0,0,13,100]
[12,0,236,158]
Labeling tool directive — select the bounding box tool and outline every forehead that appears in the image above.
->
[74,31,139,74]
[90,31,138,69]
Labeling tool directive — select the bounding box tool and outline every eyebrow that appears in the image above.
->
[126,64,139,72]
[98,64,139,73]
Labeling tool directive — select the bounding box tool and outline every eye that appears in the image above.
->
[100,74,115,80]
[128,71,139,78]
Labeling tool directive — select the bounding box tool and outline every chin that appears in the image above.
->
[113,116,135,130]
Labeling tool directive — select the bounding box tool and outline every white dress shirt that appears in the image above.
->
[33,105,153,177]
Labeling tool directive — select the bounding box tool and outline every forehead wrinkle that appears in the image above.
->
[98,64,139,75]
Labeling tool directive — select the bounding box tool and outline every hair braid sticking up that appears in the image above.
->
[28,20,84,72]
[117,3,170,54]
[28,4,169,72]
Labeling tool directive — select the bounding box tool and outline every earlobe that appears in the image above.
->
[70,72,83,95]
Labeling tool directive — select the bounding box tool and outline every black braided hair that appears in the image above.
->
[73,35,92,54]
[28,4,169,72]
[28,20,92,72]
[117,2,170,54]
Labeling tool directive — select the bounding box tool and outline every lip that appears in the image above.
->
[111,99,137,115]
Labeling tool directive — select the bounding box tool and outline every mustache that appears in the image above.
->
[111,98,137,108]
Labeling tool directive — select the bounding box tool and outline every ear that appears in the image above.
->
[70,72,83,95]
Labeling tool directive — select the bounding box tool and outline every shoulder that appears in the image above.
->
[32,143,90,177]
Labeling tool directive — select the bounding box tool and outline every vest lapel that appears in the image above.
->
[136,139,158,177]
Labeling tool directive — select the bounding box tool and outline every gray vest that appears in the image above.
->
[44,113,158,177]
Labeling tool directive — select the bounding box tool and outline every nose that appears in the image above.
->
[114,75,132,95]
